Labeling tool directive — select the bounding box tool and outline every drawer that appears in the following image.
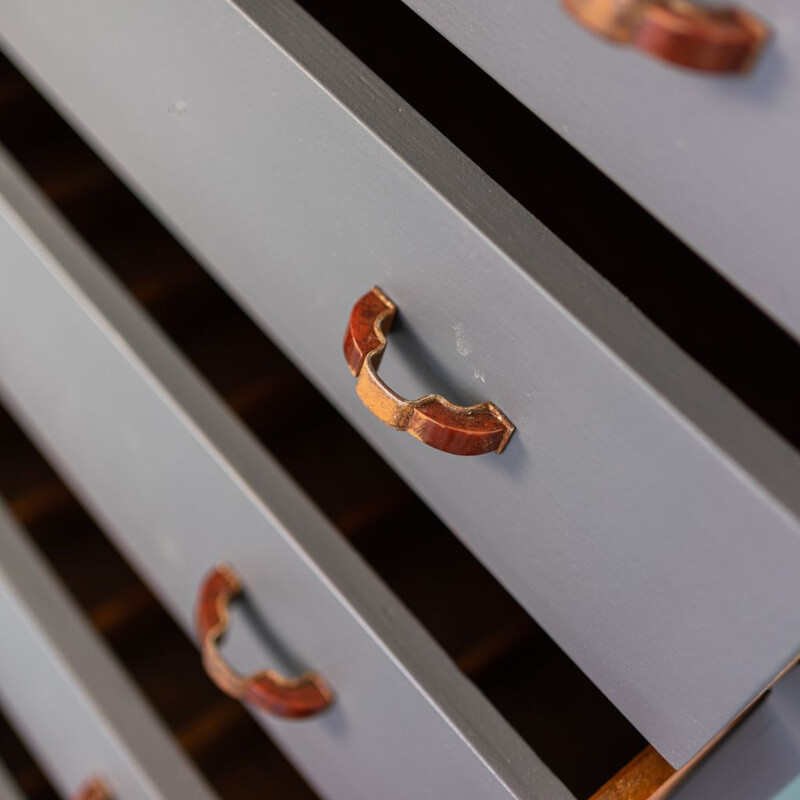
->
[0,500,219,800]
[1,0,799,768]
[0,149,570,800]
[399,0,800,341]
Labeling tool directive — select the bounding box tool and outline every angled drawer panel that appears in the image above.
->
[0,501,219,800]
[0,147,569,800]
[672,664,800,800]
[402,0,800,340]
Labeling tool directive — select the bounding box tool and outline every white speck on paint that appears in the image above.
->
[168,99,189,115]
[453,322,472,357]
[473,369,486,383]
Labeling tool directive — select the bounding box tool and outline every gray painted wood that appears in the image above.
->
[0,759,25,800]
[397,0,800,342]
[672,664,800,800]
[1,0,799,767]
[0,501,220,800]
[774,775,800,800]
[0,148,571,800]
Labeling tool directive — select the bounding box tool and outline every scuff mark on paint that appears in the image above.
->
[453,322,472,357]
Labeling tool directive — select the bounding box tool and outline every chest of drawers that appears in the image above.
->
[0,2,799,799]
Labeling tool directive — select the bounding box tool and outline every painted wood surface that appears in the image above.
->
[0,502,219,800]
[399,0,800,341]
[0,144,570,800]
[1,0,799,766]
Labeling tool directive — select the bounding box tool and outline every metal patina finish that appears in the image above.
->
[344,288,515,456]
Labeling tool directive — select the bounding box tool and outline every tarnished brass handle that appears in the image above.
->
[343,287,515,456]
[195,565,333,719]
[562,0,769,73]
[72,777,112,800]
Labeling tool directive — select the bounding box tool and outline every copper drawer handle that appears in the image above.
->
[72,777,112,800]
[562,0,769,73]
[344,287,514,456]
[195,565,333,719]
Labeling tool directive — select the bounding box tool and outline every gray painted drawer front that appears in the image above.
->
[672,663,800,800]
[2,0,800,768]
[396,0,800,342]
[0,501,219,800]
[0,149,570,800]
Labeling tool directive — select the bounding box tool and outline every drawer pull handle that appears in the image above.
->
[562,0,769,73]
[344,287,515,456]
[195,565,333,719]
[72,777,112,800]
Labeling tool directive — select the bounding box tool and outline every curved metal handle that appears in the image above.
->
[562,0,769,73]
[343,287,515,456]
[71,777,112,800]
[195,565,333,719]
